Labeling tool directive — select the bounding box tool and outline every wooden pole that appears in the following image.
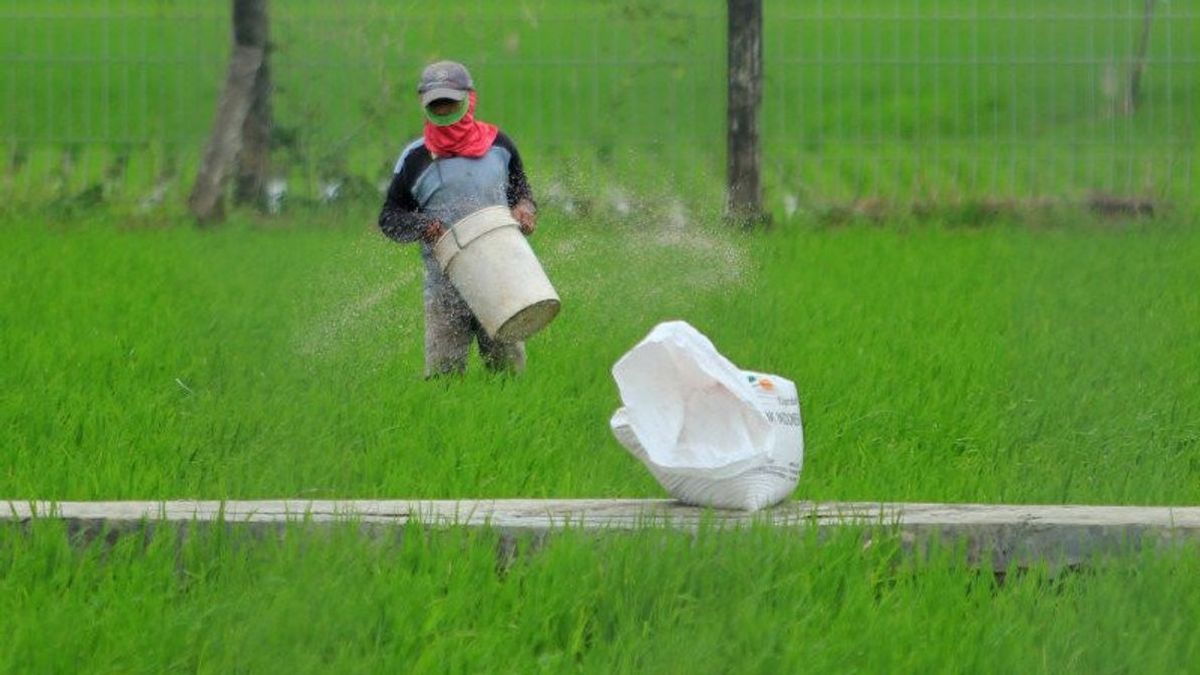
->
[234,0,272,207]
[187,0,268,224]
[726,0,766,228]
[1123,0,1157,115]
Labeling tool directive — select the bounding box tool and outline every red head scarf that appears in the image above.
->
[422,92,499,158]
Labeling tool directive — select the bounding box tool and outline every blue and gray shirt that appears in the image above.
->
[378,132,535,245]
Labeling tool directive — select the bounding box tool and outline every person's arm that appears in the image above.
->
[378,143,441,244]
[494,132,537,234]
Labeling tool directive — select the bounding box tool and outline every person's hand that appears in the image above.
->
[512,200,537,236]
[421,219,446,244]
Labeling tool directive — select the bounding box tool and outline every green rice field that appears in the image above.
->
[3,0,1200,670]
[3,520,1199,673]
[3,209,1198,503]
[3,206,1200,670]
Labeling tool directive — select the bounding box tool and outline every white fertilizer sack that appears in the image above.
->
[610,321,804,511]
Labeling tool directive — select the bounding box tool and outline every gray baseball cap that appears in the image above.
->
[418,61,474,106]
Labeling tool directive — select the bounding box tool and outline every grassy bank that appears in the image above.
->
[3,519,1199,673]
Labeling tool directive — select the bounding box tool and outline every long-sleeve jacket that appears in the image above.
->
[378,131,535,245]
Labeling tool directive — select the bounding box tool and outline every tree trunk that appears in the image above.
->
[188,0,269,224]
[726,0,766,228]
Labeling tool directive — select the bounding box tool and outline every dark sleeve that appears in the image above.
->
[493,131,535,209]
[378,144,435,244]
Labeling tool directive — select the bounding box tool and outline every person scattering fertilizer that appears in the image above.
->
[379,61,539,378]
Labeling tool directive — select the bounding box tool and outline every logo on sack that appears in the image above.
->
[748,375,775,392]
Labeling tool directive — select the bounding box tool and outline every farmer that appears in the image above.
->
[378,61,538,377]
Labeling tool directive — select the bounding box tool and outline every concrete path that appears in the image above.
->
[6,500,1199,569]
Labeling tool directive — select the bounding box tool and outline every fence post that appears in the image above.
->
[726,0,767,228]
[234,0,272,207]
[1122,0,1157,115]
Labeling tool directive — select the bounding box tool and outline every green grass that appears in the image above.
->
[3,1,1200,667]
[2,207,1198,503]
[3,174,1198,675]
[3,519,1199,673]
[2,0,1197,211]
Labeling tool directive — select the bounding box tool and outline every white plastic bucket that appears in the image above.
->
[432,205,561,342]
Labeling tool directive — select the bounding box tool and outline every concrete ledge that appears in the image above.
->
[5,500,1200,569]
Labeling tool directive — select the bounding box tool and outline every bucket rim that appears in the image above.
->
[432,205,520,272]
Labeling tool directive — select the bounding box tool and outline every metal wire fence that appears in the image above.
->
[766,0,1198,213]
[2,0,1196,213]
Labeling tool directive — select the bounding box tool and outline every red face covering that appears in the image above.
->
[422,92,499,158]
